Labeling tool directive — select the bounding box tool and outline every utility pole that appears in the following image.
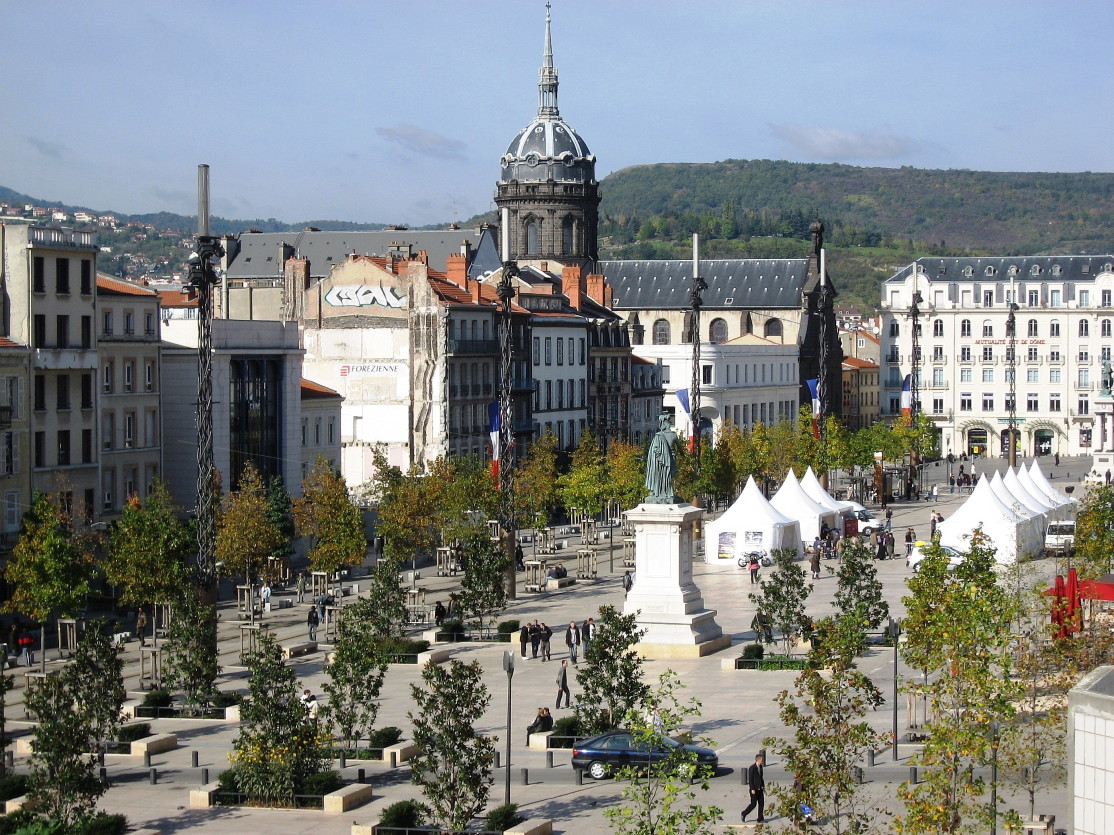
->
[688,234,706,462]
[498,209,518,600]
[1007,272,1019,466]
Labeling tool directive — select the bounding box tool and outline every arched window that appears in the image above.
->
[561,216,575,255]
[652,319,670,345]
[982,320,994,337]
[763,318,783,339]
[709,318,728,344]
[525,220,539,255]
[889,319,900,337]
[1103,319,1112,338]
[933,319,944,337]
[1050,320,1061,337]
[960,319,971,337]
[1079,319,1090,337]
[744,313,753,334]
[1027,319,1038,337]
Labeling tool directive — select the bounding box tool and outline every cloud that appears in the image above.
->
[26,136,66,159]
[768,123,918,161]
[375,124,466,161]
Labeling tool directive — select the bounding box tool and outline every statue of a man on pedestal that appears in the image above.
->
[1101,359,1113,397]
[645,412,679,504]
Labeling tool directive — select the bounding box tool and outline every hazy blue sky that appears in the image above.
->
[2,1,1110,227]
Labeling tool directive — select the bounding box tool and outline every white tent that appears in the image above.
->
[770,470,840,546]
[1016,465,1071,522]
[990,471,1045,519]
[1004,467,1056,522]
[1028,461,1076,509]
[704,477,802,565]
[937,475,1042,563]
[800,467,854,533]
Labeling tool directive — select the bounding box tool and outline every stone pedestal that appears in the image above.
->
[1090,394,1114,481]
[622,502,731,658]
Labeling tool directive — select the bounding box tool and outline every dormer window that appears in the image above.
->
[985,266,997,277]
[963,266,974,277]
[1031,265,1043,276]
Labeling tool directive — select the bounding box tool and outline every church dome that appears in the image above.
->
[501,118,595,184]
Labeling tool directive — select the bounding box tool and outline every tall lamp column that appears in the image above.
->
[502,650,515,805]
[888,617,902,760]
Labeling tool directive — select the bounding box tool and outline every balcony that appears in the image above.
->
[512,418,539,435]
[447,338,498,355]
[1075,382,1094,391]
[33,348,98,370]
[927,382,949,390]
[511,378,538,393]
[0,531,18,552]
[0,406,10,430]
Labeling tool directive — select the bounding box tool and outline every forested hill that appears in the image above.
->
[598,160,1114,255]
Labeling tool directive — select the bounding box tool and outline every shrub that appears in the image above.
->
[76,813,129,835]
[0,809,36,834]
[497,619,520,642]
[366,726,403,749]
[378,799,428,828]
[210,690,244,708]
[140,689,172,708]
[115,723,152,744]
[548,715,581,747]
[438,618,465,640]
[216,768,239,796]
[298,770,342,797]
[742,643,765,660]
[486,802,525,832]
[0,774,29,802]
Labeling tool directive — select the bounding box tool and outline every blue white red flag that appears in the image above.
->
[488,401,501,478]
[900,374,913,417]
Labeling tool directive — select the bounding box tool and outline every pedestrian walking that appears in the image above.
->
[519,624,530,659]
[296,571,306,603]
[530,620,542,658]
[555,659,572,708]
[623,570,633,596]
[564,621,581,664]
[740,753,766,823]
[905,527,916,558]
[876,536,888,561]
[136,608,148,647]
[884,507,893,532]
[809,549,821,580]
[582,618,595,650]
[929,514,937,538]
[885,531,896,559]
[932,484,939,502]
[434,600,447,628]
[18,633,34,667]
[307,607,319,642]
[748,554,760,584]
[540,622,552,661]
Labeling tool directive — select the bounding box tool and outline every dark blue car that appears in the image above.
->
[571,729,719,780]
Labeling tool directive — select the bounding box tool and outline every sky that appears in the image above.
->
[2,1,1111,228]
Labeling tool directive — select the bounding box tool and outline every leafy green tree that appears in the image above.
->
[749,548,812,655]
[265,474,296,567]
[605,440,647,511]
[766,613,886,834]
[216,462,284,620]
[456,531,508,639]
[559,429,607,519]
[433,454,498,545]
[576,605,649,734]
[293,457,366,576]
[161,595,220,711]
[897,530,1020,834]
[367,446,441,568]
[229,631,330,802]
[3,492,95,671]
[604,671,723,835]
[26,624,125,829]
[832,538,889,632]
[321,596,390,752]
[408,659,496,830]
[103,480,192,646]
[0,671,10,777]
[1073,483,1114,580]
[514,430,559,528]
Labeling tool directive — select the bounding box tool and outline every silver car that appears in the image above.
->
[906,542,965,572]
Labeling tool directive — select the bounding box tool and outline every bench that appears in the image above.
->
[275,598,293,609]
[323,782,374,814]
[505,820,554,835]
[282,641,318,660]
[189,781,220,809]
[132,733,178,756]
[623,556,636,568]
[111,631,133,647]
[523,583,546,594]
[545,577,576,591]
[4,795,37,815]
[526,730,553,750]
[383,741,419,766]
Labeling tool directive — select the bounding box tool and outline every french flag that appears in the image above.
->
[488,401,501,480]
[675,389,695,451]
[900,374,913,418]
[806,378,821,439]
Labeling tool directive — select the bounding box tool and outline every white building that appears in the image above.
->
[880,256,1114,458]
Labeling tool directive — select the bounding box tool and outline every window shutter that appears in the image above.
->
[1065,283,1076,302]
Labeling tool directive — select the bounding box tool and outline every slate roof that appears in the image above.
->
[597,258,810,310]
[885,255,1114,284]
[225,228,484,280]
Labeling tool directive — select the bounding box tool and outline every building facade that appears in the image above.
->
[880,256,1114,457]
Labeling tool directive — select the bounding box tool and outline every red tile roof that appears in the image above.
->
[0,337,25,349]
[301,379,341,399]
[96,274,157,296]
[842,356,879,370]
[157,289,197,308]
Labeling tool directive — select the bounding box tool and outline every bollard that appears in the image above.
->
[143,751,151,768]
[853,766,863,784]
[866,749,875,767]
[149,767,158,785]
[546,751,554,768]
[493,751,500,769]
[521,767,529,785]
[909,766,918,784]
[98,750,105,767]
[99,766,107,782]
[339,751,347,769]
[191,750,199,768]
[357,768,365,784]
[389,751,397,769]
[575,768,583,785]
[201,767,209,785]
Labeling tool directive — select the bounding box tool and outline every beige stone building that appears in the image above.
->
[0,338,31,556]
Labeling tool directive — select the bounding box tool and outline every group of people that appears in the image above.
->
[518,620,554,661]
[545,563,568,581]
[525,706,554,740]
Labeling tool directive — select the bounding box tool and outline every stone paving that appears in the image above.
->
[3,456,1084,833]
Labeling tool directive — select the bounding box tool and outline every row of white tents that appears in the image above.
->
[704,460,1076,566]
[936,461,1075,563]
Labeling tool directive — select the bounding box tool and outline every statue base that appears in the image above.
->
[1090,393,1114,482]
[622,501,727,654]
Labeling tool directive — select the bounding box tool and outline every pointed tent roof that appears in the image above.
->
[989,471,1042,518]
[799,466,848,514]
[1003,467,1053,514]
[1028,461,1074,506]
[1016,465,1055,511]
[717,477,798,527]
[943,476,1026,534]
[771,469,831,520]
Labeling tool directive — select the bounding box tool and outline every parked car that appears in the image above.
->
[906,542,965,572]
[571,729,719,780]
[1044,521,1076,558]
[853,508,878,536]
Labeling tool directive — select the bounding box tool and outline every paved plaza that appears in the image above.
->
[4,456,1084,833]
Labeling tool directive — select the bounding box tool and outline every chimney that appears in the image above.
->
[540,261,548,273]
[586,272,607,305]
[416,249,429,266]
[563,265,584,310]
[446,253,467,286]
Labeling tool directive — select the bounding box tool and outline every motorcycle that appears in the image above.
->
[738,549,773,568]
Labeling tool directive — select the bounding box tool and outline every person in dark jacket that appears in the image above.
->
[519,625,530,658]
[741,752,766,823]
[539,622,552,661]
[529,620,542,658]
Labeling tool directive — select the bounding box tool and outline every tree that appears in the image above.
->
[0,671,10,777]
[576,605,649,734]
[897,530,1020,834]
[293,457,366,576]
[766,613,886,834]
[1073,483,1114,580]
[265,474,296,568]
[605,440,646,511]
[367,446,442,568]
[604,671,723,835]
[103,479,192,645]
[3,492,95,671]
[514,430,559,528]
[321,597,390,752]
[558,429,607,520]
[161,595,220,711]
[749,548,812,655]
[456,531,508,639]
[216,461,284,621]
[408,659,496,830]
[26,624,125,829]
[228,631,330,802]
[832,538,889,633]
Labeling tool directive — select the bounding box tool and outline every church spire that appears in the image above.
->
[537,1,559,117]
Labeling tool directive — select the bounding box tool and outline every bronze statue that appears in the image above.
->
[1102,359,1113,397]
[645,412,679,503]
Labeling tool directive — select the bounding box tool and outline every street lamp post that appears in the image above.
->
[502,650,515,806]
[888,617,902,760]
[990,719,1000,835]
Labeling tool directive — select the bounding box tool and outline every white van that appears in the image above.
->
[1045,521,1076,558]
